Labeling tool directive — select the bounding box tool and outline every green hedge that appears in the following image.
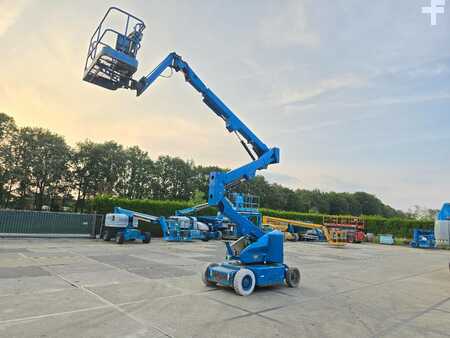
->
[362,216,433,238]
[90,196,434,238]
[90,195,217,217]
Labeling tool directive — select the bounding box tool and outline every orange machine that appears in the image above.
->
[262,216,347,247]
[323,216,365,243]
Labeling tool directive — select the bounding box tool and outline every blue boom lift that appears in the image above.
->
[175,203,224,240]
[83,7,300,296]
[104,207,152,244]
[410,229,435,249]
[159,216,193,242]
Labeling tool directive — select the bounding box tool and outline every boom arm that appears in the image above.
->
[114,207,159,223]
[262,216,346,246]
[136,53,279,239]
[175,203,209,216]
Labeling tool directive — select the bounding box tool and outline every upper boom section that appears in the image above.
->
[137,53,276,161]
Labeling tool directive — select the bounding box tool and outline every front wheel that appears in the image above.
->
[286,267,300,288]
[233,268,256,296]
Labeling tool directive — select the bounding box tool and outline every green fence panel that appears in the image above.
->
[0,209,99,235]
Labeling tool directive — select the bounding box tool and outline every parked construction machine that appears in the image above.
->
[221,193,263,239]
[323,216,365,243]
[105,206,193,243]
[262,216,347,246]
[410,229,435,249]
[435,203,450,247]
[175,203,224,240]
[262,216,300,241]
[83,7,300,295]
[103,207,152,244]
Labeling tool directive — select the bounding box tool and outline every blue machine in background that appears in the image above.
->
[410,229,435,249]
[302,228,325,241]
[437,203,450,221]
[176,193,263,241]
[435,203,450,247]
[221,193,262,239]
[175,203,224,240]
[159,216,193,242]
[103,207,153,244]
[83,7,300,296]
[106,207,198,243]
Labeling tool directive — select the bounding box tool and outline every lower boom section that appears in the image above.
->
[202,261,300,296]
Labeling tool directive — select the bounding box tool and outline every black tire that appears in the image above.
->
[103,229,111,241]
[286,267,301,288]
[116,232,124,244]
[201,233,210,242]
[143,232,151,244]
[202,263,218,286]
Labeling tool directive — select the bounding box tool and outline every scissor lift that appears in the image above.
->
[323,216,365,243]
[83,7,145,90]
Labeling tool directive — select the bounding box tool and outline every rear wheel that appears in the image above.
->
[202,263,218,286]
[286,267,300,287]
[103,229,111,241]
[116,232,124,244]
[216,230,223,240]
[233,268,256,296]
[142,231,151,243]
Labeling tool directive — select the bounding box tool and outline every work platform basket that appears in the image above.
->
[83,7,145,90]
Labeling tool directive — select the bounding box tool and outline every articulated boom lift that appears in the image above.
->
[83,7,300,296]
[263,216,347,247]
[104,207,153,244]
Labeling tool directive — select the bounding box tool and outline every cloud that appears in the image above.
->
[0,0,29,37]
[262,171,302,189]
[345,133,450,152]
[279,74,366,106]
[1,1,449,212]
[258,2,319,48]
[345,93,450,108]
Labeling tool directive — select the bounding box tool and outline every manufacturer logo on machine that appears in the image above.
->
[422,0,446,26]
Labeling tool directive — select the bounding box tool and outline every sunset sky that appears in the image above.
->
[1,0,449,210]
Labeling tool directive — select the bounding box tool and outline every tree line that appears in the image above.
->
[0,112,405,217]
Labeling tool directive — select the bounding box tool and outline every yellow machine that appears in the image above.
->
[262,216,347,247]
